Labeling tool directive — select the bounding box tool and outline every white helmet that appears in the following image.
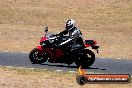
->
[65,19,75,31]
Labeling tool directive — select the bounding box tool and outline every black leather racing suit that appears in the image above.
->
[57,27,83,49]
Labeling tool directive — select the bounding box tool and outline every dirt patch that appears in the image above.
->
[0,66,131,88]
[0,1,132,88]
[0,0,132,59]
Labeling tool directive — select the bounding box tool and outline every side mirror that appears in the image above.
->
[44,27,48,33]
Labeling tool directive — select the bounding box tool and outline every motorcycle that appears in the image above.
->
[29,27,99,68]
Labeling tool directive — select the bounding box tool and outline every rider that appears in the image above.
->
[55,19,84,49]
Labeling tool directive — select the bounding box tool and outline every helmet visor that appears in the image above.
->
[66,24,73,30]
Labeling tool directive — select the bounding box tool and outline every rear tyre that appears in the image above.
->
[29,48,48,64]
[75,49,95,68]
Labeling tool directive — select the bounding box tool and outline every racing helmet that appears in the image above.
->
[65,19,75,31]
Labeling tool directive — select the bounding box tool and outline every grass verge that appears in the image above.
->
[0,66,131,88]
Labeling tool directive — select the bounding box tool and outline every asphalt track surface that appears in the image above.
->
[0,51,132,75]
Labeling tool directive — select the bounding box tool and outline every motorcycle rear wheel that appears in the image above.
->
[29,48,48,64]
[75,49,95,68]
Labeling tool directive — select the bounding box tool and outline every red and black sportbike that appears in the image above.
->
[29,27,99,68]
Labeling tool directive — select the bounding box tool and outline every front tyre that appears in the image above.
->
[75,49,95,68]
[29,48,47,64]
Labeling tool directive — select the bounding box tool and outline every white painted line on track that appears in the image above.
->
[116,58,122,59]
[18,67,25,69]
[6,66,14,68]
[56,70,62,72]
[16,67,36,70]
[99,57,127,60]
[68,71,75,73]
[0,65,78,74]
[0,50,29,54]
[1,51,9,52]
[0,65,76,74]
[0,65,37,70]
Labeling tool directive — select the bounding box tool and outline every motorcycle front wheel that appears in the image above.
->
[29,48,48,64]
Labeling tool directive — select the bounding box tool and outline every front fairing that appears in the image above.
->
[40,32,57,45]
[45,32,54,38]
